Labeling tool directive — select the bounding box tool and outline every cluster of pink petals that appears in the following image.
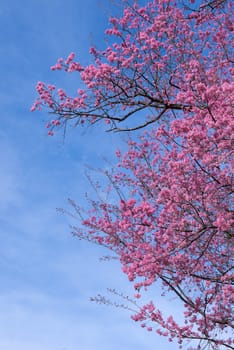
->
[32,0,234,348]
[81,116,233,347]
[32,0,233,135]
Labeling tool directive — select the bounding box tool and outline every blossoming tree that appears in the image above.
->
[32,0,234,349]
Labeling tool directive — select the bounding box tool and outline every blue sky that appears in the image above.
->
[0,1,181,349]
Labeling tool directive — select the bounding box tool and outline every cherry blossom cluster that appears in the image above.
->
[80,118,233,348]
[32,0,233,134]
[33,0,233,349]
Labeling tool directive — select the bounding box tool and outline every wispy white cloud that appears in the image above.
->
[0,283,177,350]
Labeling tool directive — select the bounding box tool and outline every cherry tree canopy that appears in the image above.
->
[33,0,234,349]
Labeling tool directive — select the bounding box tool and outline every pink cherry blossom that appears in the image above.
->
[32,1,234,348]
